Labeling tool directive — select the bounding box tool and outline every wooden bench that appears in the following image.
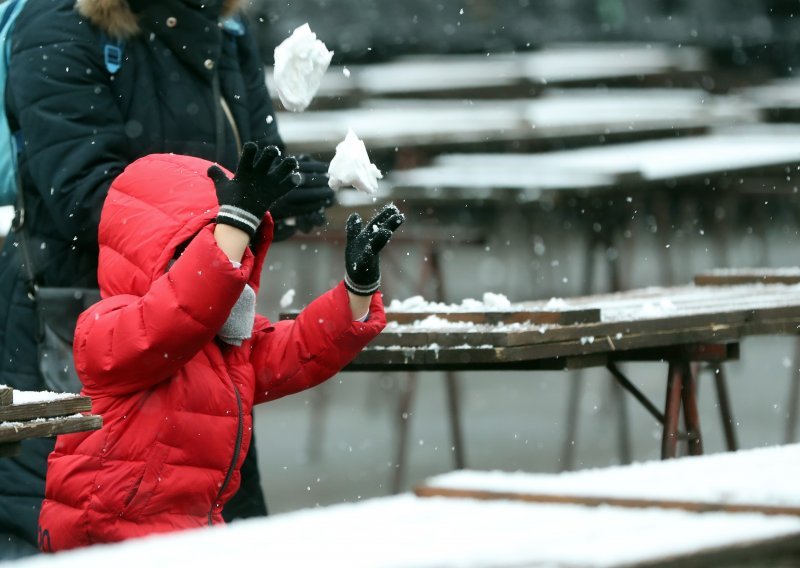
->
[0,386,102,457]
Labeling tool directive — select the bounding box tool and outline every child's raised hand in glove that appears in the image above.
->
[208,142,299,238]
[343,204,405,296]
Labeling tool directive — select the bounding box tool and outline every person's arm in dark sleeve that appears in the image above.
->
[9,18,130,247]
[237,16,284,151]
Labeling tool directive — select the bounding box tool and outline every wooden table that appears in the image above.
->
[269,43,709,105]
[413,444,800,565]
[341,282,800,488]
[694,268,800,445]
[740,77,800,122]
[10,470,800,566]
[388,125,800,289]
[0,386,102,457]
[417,442,800,515]
[278,89,757,161]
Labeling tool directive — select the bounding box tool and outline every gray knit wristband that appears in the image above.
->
[344,273,380,296]
[217,205,261,237]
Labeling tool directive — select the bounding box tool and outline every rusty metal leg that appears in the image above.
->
[559,373,582,472]
[392,372,417,494]
[662,362,684,459]
[711,363,738,451]
[444,371,465,469]
[785,339,800,444]
[681,361,704,456]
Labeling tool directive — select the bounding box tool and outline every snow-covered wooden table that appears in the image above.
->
[347,282,800,462]
[278,89,756,155]
[269,43,708,104]
[11,449,800,567]
[391,126,800,200]
[0,386,102,457]
[417,443,800,517]
[388,125,800,288]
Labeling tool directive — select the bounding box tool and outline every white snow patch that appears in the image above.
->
[328,129,383,194]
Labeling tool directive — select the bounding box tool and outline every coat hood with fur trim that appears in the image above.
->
[75,0,243,39]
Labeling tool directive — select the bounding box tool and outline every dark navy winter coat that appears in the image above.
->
[0,0,281,552]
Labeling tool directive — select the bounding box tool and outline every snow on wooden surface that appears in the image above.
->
[10,493,800,568]
[699,266,800,277]
[425,444,800,509]
[278,89,757,153]
[433,125,800,184]
[0,387,78,406]
[382,283,800,332]
[269,43,707,100]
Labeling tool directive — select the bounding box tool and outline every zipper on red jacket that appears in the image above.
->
[208,379,244,526]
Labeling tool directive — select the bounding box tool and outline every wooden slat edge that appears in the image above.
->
[0,415,102,444]
[0,397,91,423]
[694,274,800,286]
[0,387,11,407]
[282,309,603,325]
[413,486,800,517]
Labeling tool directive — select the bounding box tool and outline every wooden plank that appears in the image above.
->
[695,269,800,286]
[413,486,800,517]
[0,415,102,444]
[0,387,11,407]
[384,308,600,325]
[0,396,91,423]
[352,323,744,371]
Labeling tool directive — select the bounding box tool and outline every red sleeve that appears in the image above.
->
[250,282,385,404]
[74,226,253,396]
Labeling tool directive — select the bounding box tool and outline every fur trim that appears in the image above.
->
[74,0,242,40]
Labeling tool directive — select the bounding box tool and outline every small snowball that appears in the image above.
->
[328,129,383,194]
[280,289,296,309]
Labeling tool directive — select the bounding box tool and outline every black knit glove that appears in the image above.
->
[271,155,335,242]
[344,204,405,296]
[208,142,298,238]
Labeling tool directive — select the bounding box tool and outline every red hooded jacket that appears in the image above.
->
[38,153,385,551]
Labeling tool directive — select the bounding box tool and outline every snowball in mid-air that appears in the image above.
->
[328,129,383,194]
[279,289,296,309]
[273,23,333,112]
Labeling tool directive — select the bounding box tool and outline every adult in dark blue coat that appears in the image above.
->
[0,0,332,557]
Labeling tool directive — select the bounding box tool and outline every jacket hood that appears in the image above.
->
[74,0,243,39]
[98,153,272,298]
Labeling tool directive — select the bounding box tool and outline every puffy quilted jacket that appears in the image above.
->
[38,153,385,551]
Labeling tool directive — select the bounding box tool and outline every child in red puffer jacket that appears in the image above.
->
[38,143,403,551]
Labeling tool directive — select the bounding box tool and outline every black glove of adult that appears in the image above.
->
[344,204,405,296]
[271,155,335,242]
[208,142,298,238]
